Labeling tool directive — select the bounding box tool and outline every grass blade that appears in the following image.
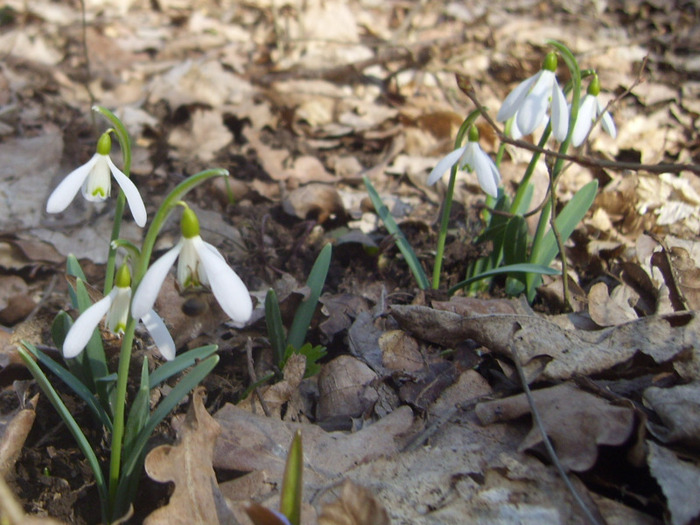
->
[449,263,560,295]
[287,244,332,351]
[363,176,430,289]
[149,344,218,389]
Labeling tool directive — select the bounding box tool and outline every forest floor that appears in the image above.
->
[0,0,699,523]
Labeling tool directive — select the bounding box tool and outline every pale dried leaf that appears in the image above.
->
[391,305,700,381]
[643,382,700,446]
[237,353,306,418]
[588,282,639,326]
[144,387,234,525]
[318,481,389,525]
[317,355,378,420]
[168,109,233,162]
[647,441,700,525]
[0,393,38,477]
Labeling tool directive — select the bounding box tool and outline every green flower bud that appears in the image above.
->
[96,132,112,156]
[542,51,558,72]
[587,74,601,96]
[180,206,200,239]
[115,263,131,288]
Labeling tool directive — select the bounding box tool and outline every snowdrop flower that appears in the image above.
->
[571,74,617,147]
[427,126,501,198]
[131,206,252,325]
[46,132,147,227]
[497,51,569,142]
[63,264,175,360]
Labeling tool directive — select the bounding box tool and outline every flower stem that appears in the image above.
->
[93,106,133,295]
[432,111,479,290]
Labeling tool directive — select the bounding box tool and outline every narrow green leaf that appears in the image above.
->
[18,344,109,522]
[24,343,113,431]
[149,345,218,389]
[534,180,598,267]
[265,289,287,366]
[503,216,528,266]
[363,176,430,289]
[50,311,71,350]
[114,355,220,516]
[287,244,332,351]
[279,430,303,525]
[449,263,560,295]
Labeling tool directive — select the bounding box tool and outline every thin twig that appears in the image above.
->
[245,338,270,417]
[509,336,604,525]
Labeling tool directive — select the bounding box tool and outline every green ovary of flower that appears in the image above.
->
[96,132,112,155]
[587,74,601,96]
[115,263,131,288]
[542,51,558,72]
[180,206,200,239]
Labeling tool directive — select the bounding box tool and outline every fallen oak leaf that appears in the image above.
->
[144,387,235,525]
[475,383,636,472]
[390,305,700,381]
[0,392,39,477]
[318,481,390,525]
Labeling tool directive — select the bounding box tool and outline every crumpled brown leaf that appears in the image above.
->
[144,387,235,525]
[0,390,38,477]
[475,383,636,471]
[390,305,700,381]
[318,481,390,525]
[213,404,413,486]
[647,441,700,525]
[643,382,700,446]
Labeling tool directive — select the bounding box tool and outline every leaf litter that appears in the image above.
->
[0,0,698,523]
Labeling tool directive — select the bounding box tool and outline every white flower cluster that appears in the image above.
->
[427,52,616,196]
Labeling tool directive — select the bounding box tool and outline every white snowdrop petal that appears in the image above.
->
[194,238,253,324]
[472,147,500,198]
[131,240,184,319]
[598,99,617,139]
[141,310,176,361]
[497,73,540,122]
[427,147,466,186]
[550,82,570,142]
[46,155,99,213]
[517,91,549,136]
[105,286,131,334]
[81,157,112,202]
[572,95,596,147]
[62,290,115,359]
[108,157,147,227]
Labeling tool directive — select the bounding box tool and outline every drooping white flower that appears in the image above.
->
[63,264,175,360]
[571,74,617,147]
[131,206,252,325]
[497,51,569,142]
[46,132,147,227]
[427,126,501,198]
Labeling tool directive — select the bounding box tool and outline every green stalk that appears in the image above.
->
[526,41,582,300]
[432,110,480,290]
[107,168,229,517]
[93,106,133,295]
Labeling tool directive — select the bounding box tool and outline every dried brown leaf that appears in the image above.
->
[588,282,639,326]
[643,382,700,446]
[282,183,345,223]
[647,441,700,525]
[476,383,635,471]
[0,392,38,477]
[318,481,389,525]
[317,355,378,421]
[391,305,700,381]
[144,387,234,525]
